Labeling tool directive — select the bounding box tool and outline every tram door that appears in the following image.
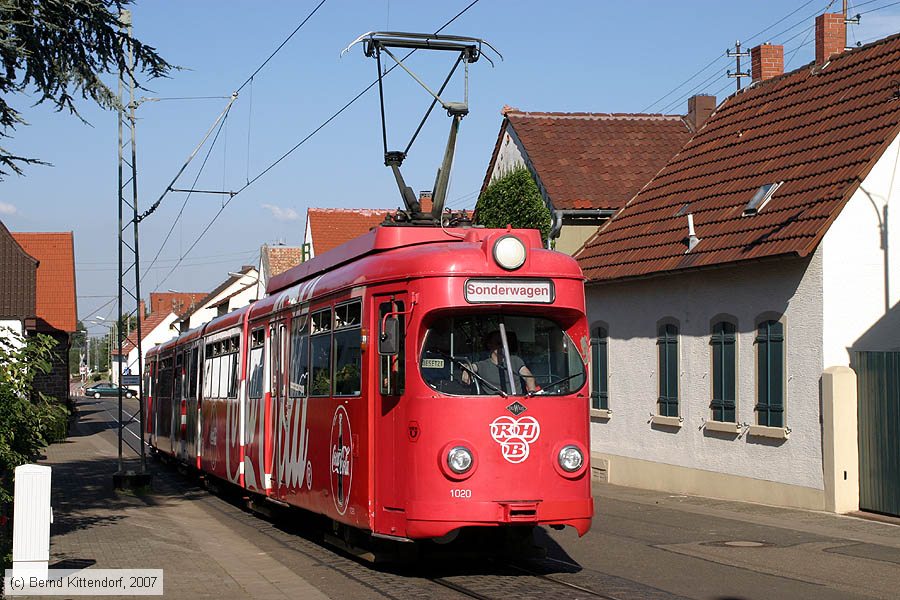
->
[175,350,187,462]
[268,320,287,495]
[375,294,408,516]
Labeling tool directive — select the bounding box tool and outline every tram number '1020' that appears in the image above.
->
[450,489,472,499]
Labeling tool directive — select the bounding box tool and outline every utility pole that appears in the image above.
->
[727,40,750,92]
[115,10,151,490]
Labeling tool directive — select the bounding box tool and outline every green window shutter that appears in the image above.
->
[658,323,678,417]
[591,327,609,411]
[711,322,736,422]
[756,320,784,427]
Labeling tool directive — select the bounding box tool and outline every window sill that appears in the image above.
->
[651,415,683,428]
[748,425,791,440]
[704,420,741,434]
[590,408,612,420]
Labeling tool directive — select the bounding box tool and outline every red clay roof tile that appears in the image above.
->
[307,208,388,256]
[11,232,77,332]
[485,111,691,211]
[577,34,900,282]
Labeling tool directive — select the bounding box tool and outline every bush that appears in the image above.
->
[475,166,552,241]
[0,330,68,569]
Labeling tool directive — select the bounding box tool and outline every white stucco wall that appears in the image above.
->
[586,253,825,491]
[822,133,900,365]
[126,312,179,373]
[488,127,526,183]
[0,319,24,346]
[187,270,259,330]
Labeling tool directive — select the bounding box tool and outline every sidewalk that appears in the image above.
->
[41,399,330,600]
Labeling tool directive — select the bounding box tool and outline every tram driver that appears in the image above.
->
[463,330,537,395]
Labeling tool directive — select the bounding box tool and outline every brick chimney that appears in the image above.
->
[751,43,783,82]
[139,300,146,319]
[816,13,846,65]
[419,190,433,213]
[686,95,716,133]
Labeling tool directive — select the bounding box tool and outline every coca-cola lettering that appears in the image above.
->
[329,405,353,514]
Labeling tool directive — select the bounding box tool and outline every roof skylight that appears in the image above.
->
[743,182,783,216]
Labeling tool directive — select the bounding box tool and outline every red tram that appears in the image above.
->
[145,224,593,545]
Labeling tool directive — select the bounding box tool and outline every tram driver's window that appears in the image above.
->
[379,301,405,396]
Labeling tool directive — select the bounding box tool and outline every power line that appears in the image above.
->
[236,0,328,93]
[642,0,821,112]
[139,2,328,284]
[151,0,482,291]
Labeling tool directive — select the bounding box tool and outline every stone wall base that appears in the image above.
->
[591,452,826,511]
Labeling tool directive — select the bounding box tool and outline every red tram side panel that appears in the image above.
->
[147,225,593,541]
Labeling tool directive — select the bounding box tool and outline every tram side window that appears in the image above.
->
[159,357,173,398]
[333,301,362,396]
[379,301,405,396]
[189,347,199,398]
[290,314,310,397]
[248,329,265,399]
[211,342,223,398]
[203,343,213,397]
[310,308,332,396]
[174,352,184,400]
[228,336,240,398]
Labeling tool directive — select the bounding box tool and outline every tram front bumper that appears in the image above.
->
[404,497,593,538]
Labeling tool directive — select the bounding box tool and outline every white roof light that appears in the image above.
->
[493,235,526,270]
[743,181,784,216]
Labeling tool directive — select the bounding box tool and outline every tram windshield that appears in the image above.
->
[420,314,586,397]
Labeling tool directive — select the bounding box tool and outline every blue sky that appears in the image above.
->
[1,0,898,332]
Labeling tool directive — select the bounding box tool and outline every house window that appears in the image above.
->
[756,319,784,427]
[657,322,679,417]
[590,326,608,411]
[710,321,736,422]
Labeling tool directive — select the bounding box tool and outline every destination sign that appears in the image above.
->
[464,279,554,304]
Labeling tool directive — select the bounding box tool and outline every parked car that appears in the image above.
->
[84,383,135,399]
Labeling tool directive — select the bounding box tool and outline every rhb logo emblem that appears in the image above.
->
[489,416,540,464]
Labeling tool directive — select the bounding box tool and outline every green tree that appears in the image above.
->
[0,328,69,568]
[475,166,552,241]
[0,0,171,178]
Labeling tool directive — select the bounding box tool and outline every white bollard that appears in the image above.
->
[11,464,53,579]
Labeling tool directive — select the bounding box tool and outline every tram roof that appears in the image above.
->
[266,225,545,295]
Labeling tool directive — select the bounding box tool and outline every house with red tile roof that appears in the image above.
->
[8,230,77,404]
[303,208,391,259]
[150,291,205,317]
[0,221,37,340]
[576,15,900,514]
[256,243,305,298]
[112,308,179,384]
[480,103,698,254]
[302,194,432,259]
[176,265,260,331]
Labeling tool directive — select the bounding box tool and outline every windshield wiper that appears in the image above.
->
[527,372,585,397]
[434,351,508,397]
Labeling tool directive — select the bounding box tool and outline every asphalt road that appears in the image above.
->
[74,393,900,600]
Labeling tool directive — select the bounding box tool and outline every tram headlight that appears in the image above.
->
[558,445,584,473]
[493,235,526,270]
[447,446,474,474]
